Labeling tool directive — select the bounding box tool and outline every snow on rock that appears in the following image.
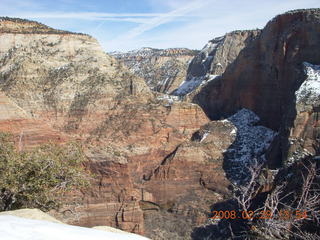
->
[201,40,220,58]
[156,94,181,106]
[110,47,197,94]
[200,131,210,142]
[296,62,320,105]
[0,215,150,240]
[224,109,277,183]
[172,76,204,95]
[170,36,224,96]
[172,74,219,96]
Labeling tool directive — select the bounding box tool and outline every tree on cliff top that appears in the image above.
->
[0,132,90,211]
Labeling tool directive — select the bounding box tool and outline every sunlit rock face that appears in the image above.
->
[0,17,236,239]
[110,47,198,94]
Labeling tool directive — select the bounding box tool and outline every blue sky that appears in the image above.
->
[0,0,319,52]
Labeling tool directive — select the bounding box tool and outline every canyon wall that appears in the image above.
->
[172,30,260,96]
[111,48,198,94]
[193,9,320,165]
[0,17,233,239]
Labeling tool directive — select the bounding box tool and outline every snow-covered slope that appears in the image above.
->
[224,109,277,183]
[0,215,150,240]
[172,74,219,96]
[296,62,320,105]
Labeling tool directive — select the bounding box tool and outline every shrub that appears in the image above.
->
[0,132,90,211]
[232,159,320,239]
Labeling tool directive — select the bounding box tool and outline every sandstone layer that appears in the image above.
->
[0,17,235,239]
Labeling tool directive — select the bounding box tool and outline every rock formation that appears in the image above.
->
[0,91,66,149]
[172,30,260,96]
[193,9,320,166]
[0,17,233,239]
[110,47,198,93]
[1,8,319,239]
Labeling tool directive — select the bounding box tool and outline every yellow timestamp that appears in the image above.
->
[210,210,313,220]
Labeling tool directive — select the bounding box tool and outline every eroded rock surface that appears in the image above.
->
[111,48,198,94]
[0,17,235,239]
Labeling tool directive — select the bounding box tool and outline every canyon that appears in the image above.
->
[0,17,231,239]
[192,9,320,168]
[0,8,319,240]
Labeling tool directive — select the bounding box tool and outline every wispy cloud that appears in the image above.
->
[1,0,318,52]
[106,0,212,49]
[12,11,189,22]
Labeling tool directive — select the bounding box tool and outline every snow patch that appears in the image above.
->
[287,139,314,165]
[206,74,219,83]
[0,215,149,240]
[200,131,210,142]
[224,109,277,183]
[172,74,219,96]
[295,62,320,105]
[157,94,181,106]
[173,76,204,95]
[202,42,218,57]
[230,129,237,135]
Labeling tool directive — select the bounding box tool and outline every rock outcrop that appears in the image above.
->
[0,17,81,34]
[110,47,198,93]
[193,9,320,166]
[172,30,260,96]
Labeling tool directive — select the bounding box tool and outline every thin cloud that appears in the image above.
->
[107,0,212,49]
[14,11,188,20]
[3,0,318,52]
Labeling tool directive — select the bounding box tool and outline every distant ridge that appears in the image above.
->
[0,16,89,35]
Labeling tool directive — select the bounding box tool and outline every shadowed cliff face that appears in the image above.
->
[187,30,261,78]
[193,9,320,166]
